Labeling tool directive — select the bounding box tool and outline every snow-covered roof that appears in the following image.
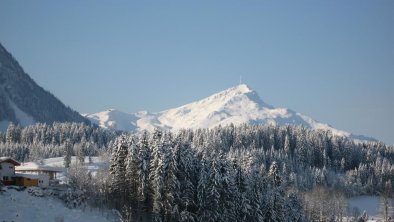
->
[14,173,41,179]
[0,157,21,166]
[15,162,63,172]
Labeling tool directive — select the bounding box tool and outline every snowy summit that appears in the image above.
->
[84,84,375,142]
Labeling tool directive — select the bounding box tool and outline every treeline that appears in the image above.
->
[0,122,118,161]
[107,124,394,221]
[1,122,393,221]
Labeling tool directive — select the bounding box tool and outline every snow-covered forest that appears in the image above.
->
[0,122,118,161]
[1,122,394,221]
[106,124,394,221]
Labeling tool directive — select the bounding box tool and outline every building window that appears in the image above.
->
[9,166,13,169]
[3,176,8,181]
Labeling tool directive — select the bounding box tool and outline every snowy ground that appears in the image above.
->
[348,196,379,217]
[348,196,382,221]
[1,156,115,222]
[0,187,118,222]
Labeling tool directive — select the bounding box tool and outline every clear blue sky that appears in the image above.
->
[0,0,393,144]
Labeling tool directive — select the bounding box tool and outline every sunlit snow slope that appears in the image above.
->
[84,84,375,142]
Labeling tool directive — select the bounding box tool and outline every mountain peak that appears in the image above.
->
[230,84,253,94]
[215,84,254,99]
[85,84,376,143]
[206,84,272,109]
[207,84,255,101]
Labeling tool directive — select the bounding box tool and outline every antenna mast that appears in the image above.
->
[239,75,242,85]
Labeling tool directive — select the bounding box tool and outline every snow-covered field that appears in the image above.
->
[1,156,115,222]
[348,196,381,221]
[0,187,118,222]
[349,196,379,217]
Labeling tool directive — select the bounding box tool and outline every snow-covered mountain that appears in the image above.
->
[0,43,89,130]
[84,84,375,141]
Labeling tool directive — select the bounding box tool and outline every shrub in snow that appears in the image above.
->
[54,215,64,222]
[0,181,4,194]
[358,211,368,222]
[27,187,44,197]
[68,162,91,191]
[59,188,86,208]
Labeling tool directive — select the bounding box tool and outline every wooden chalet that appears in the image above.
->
[0,157,20,185]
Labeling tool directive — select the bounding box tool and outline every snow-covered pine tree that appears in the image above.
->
[178,142,198,221]
[109,136,129,208]
[269,161,281,187]
[164,143,181,221]
[137,131,152,213]
[6,122,21,143]
[125,136,141,216]
[150,131,169,221]
[197,159,214,222]
[63,139,72,168]
[285,192,303,222]
[211,153,237,221]
[75,142,85,165]
[247,167,264,221]
[233,157,251,222]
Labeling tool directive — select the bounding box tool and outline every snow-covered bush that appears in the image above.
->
[67,162,91,190]
[0,183,5,195]
[59,188,86,208]
[27,187,44,197]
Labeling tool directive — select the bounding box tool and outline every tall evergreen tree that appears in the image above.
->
[63,139,72,169]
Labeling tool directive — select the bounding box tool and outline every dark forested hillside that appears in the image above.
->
[0,43,89,128]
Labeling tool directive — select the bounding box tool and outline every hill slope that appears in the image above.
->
[0,43,89,130]
[84,84,375,141]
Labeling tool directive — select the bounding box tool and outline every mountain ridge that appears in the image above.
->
[84,84,376,142]
[0,42,89,129]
